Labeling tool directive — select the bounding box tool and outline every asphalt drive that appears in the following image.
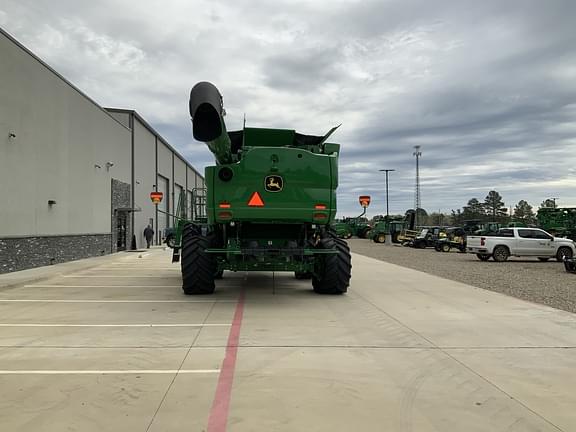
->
[0,248,575,431]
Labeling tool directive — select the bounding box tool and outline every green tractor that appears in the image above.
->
[343,217,372,239]
[331,216,371,239]
[333,219,353,239]
[177,82,351,295]
[371,217,404,243]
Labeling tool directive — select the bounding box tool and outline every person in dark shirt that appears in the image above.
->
[143,225,154,249]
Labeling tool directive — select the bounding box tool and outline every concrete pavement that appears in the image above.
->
[0,248,574,431]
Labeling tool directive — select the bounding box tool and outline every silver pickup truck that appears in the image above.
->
[467,227,575,262]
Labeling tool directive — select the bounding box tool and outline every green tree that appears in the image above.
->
[451,209,463,225]
[484,190,507,221]
[514,200,536,224]
[462,198,486,221]
[540,199,556,208]
[426,212,449,226]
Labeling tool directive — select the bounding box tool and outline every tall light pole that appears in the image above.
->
[379,169,395,219]
[413,145,422,227]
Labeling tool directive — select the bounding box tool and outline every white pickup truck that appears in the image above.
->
[467,227,575,262]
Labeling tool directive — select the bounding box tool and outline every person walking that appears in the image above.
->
[143,225,154,249]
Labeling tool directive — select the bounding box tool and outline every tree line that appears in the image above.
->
[401,191,556,227]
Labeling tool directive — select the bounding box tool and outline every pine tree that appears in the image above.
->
[514,200,536,224]
[540,199,556,208]
[484,191,507,221]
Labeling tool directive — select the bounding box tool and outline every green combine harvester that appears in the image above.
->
[537,207,576,240]
[176,81,351,295]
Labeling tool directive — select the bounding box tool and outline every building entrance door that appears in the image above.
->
[116,212,127,251]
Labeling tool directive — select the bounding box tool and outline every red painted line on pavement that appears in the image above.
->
[207,289,246,432]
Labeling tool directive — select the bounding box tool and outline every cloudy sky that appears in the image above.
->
[1,0,575,216]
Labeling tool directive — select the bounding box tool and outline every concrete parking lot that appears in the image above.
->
[1,248,575,431]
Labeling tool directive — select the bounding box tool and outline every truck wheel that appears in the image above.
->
[166,235,176,249]
[391,232,400,244]
[363,229,372,239]
[441,243,451,253]
[181,225,216,295]
[313,236,351,294]
[492,246,509,262]
[295,271,312,279]
[476,254,490,261]
[376,233,386,243]
[556,247,573,262]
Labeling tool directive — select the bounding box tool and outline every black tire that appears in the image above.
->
[441,243,451,253]
[313,235,351,294]
[476,254,490,261]
[565,258,576,273]
[215,270,224,279]
[415,240,426,249]
[492,246,509,262]
[295,271,312,279]
[391,232,400,244]
[181,225,217,295]
[166,235,176,249]
[556,247,573,262]
[376,233,386,243]
[538,257,550,262]
[363,229,372,239]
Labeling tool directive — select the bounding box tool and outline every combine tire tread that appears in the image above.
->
[313,235,352,295]
[181,225,216,295]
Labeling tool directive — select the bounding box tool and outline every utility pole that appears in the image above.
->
[551,197,559,209]
[379,169,395,219]
[413,146,422,227]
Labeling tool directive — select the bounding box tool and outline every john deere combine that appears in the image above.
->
[179,82,351,295]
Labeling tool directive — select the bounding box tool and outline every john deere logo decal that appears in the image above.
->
[265,175,283,192]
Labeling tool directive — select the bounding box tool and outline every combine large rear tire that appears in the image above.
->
[313,235,352,295]
[181,225,217,295]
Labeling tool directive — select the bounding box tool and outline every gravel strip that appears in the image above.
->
[348,238,576,314]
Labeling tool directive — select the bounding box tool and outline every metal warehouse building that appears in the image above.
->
[0,27,204,273]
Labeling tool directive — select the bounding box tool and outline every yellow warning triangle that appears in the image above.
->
[247,192,264,207]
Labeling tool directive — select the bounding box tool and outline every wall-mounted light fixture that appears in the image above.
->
[8,132,16,142]
[105,162,114,171]
[48,200,57,206]
[94,164,102,169]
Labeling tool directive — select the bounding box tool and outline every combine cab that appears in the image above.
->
[177,82,352,295]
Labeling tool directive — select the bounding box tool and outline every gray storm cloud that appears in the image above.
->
[1,0,575,216]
